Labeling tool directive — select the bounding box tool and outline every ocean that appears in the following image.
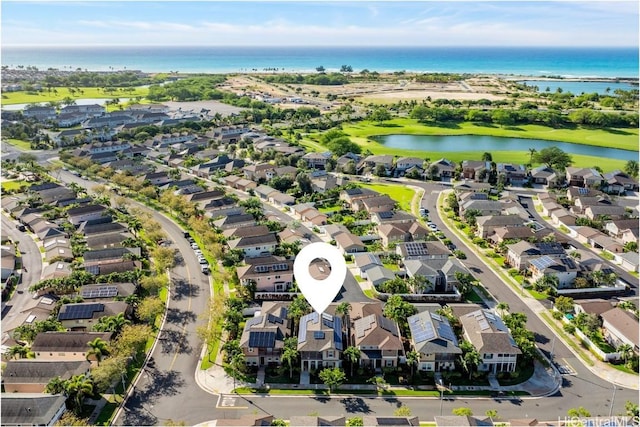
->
[2,46,638,77]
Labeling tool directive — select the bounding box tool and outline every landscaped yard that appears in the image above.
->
[1,180,27,192]
[6,139,32,150]
[359,182,417,212]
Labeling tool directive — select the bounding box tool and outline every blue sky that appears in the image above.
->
[2,1,638,47]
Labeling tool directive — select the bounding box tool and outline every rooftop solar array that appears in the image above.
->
[404,242,429,257]
[409,315,436,343]
[58,303,104,321]
[267,313,284,325]
[313,331,325,340]
[81,286,118,299]
[377,211,394,219]
[530,255,556,271]
[378,316,397,335]
[248,331,276,348]
[578,187,589,195]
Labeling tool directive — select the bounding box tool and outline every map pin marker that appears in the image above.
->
[293,242,347,315]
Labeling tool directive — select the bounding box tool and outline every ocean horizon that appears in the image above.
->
[2,46,638,78]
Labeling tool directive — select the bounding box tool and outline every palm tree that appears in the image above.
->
[287,295,311,336]
[405,350,420,378]
[528,148,537,165]
[64,375,94,412]
[460,348,482,380]
[617,343,634,366]
[281,339,299,379]
[7,344,29,360]
[86,337,109,365]
[343,346,361,376]
[45,376,67,394]
[335,302,352,343]
[93,313,130,334]
[496,302,509,317]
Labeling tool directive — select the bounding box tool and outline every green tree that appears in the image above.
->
[554,296,574,313]
[288,295,312,335]
[567,407,591,417]
[394,405,412,416]
[496,302,509,317]
[452,407,473,416]
[369,108,392,123]
[112,324,152,361]
[91,355,127,393]
[319,367,346,392]
[93,312,130,334]
[346,416,364,427]
[383,295,417,335]
[64,374,95,413]
[136,296,165,325]
[625,400,639,417]
[406,350,420,378]
[624,160,639,178]
[45,376,67,394]
[281,337,299,379]
[533,146,573,170]
[343,346,361,376]
[86,337,110,365]
[485,409,499,421]
[481,152,493,162]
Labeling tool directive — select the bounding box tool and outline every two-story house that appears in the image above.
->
[240,302,291,366]
[565,167,604,188]
[396,241,450,261]
[350,303,403,369]
[236,256,294,292]
[298,311,343,371]
[460,309,521,373]
[57,301,131,331]
[601,307,639,354]
[404,258,469,293]
[475,215,525,239]
[227,233,278,258]
[408,310,461,372]
[528,255,579,289]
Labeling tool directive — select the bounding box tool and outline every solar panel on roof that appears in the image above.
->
[267,313,284,324]
[58,303,104,320]
[248,331,276,348]
[313,331,325,340]
[379,316,396,334]
[378,211,393,219]
[255,265,269,273]
[81,286,118,299]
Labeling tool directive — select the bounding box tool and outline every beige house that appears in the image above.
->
[350,303,403,369]
[57,301,130,331]
[3,360,90,393]
[239,302,291,366]
[408,310,461,372]
[31,332,112,362]
[298,311,343,371]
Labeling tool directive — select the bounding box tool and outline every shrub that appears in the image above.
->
[563,323,576,334]
[552,311,564,320]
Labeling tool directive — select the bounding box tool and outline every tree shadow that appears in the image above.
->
[340,397,372,414]
[158,329,192,355]
[429,122,461,129]
[373,123,402,128]
[472,122,498,128]
[122,370,185,425]
[534,332,550,344]
[166,307,197,325]
[504,125,524,131]
[605,128,632,135]
[171,279,199,301]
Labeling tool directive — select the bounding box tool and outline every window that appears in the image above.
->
[328,351,334,358]
[484,354,493,359]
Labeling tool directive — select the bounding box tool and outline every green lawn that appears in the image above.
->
[1,86,149,105]
[7,139,32,150]
[359,182,417,212]
[1,180,27,192]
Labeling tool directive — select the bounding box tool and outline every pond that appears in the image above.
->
[373,134,637,161]
[517,80,637,95]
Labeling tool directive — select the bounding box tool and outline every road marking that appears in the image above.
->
[168,264,193,371]
[215,396,248,409]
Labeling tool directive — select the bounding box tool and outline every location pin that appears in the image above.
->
[293,242,347,315]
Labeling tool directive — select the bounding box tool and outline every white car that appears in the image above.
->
[428,223,438,230]
[194,249,203,256]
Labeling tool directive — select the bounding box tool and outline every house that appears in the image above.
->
[460,309,521,373]
[3,360,91,393]
[404,258,469,293]
[367,265,397,288]
[67,204,108,226]
[223,225,271,240]
[362,416,420,427]
[488,226,535,245]
[141,171,172,186]
[528,256,578,289]
[243,163,276,181]
[377,221,430,248]
[574,299,615,317]
[289,416,346,427]
[475,215,525,239]
[496,163,527,185]
[371,210,416,225]
[77,282,137,301]
[358,155,394,174]
[1,296,57,337]
[461,160,488,180]
[408,310,461,371]
[85,232,130,250]
[360,195,397,213]
[298,311,343,371]
[430,158,456,179]
[185,190,225,205]
[505,241,565,271]
[334,232,366,254]
[228,234,278,258]
[82,247,141,264]
[600,307,639,353]
[351,306,403,369]
[57,301,130,331]
[269,191,296,208]
[239,302,291,366]
[32,332,112,361]
[565,167,604,188]
[353,253,383,279]
[604,219,639,239]
[339,188,378,209]
[396,241,450,260]
[396,157,424,172]
[1,247,16,281]
[41,262,72,280]
[43,238,73,262]
[584,205,627,221]
[214,415,275,426]
[1,394,67,426]
[81,114,134,129]
[617,252,640,273]
[37,186,76,204]
[459,199,502,217]
[23,105,56,121]
[207,125,251,143]
[302,152,331,169]
[278,228,311,246]
[603,170,639,194]
[213,214,256,230]
[434,415,493,426]
[529,165,559,188]
[255,184,277,200]
[236,256,294,292]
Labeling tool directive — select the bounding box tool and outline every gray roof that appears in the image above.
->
[3,360,90,384]
[366,265,396,285]
[460,309,521,355]
[1,394,67,426]
[32,332,112,352]
[298,311,343,352]
[476,215,524,227]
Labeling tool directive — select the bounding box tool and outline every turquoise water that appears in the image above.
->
[2,46,638,77]
[518,80,637,95]
[373,134,637,161]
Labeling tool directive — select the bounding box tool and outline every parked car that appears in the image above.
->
[191,243,199,250]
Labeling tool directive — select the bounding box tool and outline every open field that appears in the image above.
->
[1,86,149,105]
[6,139,32,150]
[359,183,416,212]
